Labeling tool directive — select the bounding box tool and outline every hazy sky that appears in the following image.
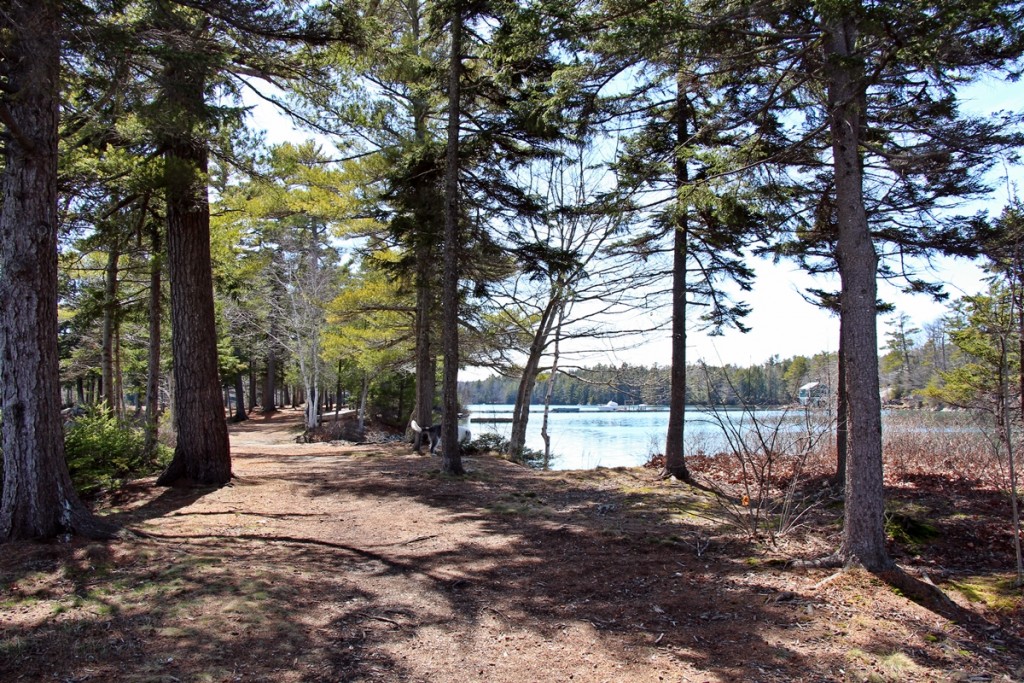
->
[242,73,1018,375]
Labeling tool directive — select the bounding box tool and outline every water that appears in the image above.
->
[467,404,785,470]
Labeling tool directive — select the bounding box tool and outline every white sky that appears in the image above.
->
[456,252,990,380]
[240,75,1020,377]
[665,254,988,368]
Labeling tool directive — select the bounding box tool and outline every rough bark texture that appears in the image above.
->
[155,49,231,487]
[664,81,691,481]
[0,0,115,541]
[824,13,892,571]
[410,2,436,455]
[144,221,163,456]
[232,366,248,422]
[263,347,278,413]
[414,248,435,453]
[440,4,465,475]
[249,361,258,415]
[101,246,120,412]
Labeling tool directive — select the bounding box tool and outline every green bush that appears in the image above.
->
[471,433,548,467]
[64,406,164,495]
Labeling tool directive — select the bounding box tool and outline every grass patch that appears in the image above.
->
[884,510,938,549]
[484,490,554,517]
[844,648,918,682]
[671,498,715,519]
[0,594,42,609]
[948,574,1023,612]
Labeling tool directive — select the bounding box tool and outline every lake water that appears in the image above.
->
[466,404,801,470]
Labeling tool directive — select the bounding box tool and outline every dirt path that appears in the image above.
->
[1,408,1022,682]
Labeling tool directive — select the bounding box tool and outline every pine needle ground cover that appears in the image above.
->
[1,409,1022,682]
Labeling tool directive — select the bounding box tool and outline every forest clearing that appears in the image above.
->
[2,408,1023,683]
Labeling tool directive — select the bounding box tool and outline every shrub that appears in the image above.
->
[64,406,165,495]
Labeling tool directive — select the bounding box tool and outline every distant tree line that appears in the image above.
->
[461,354,838,408]
[462,280,1022,413]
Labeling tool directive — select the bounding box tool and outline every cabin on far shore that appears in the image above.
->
[798,381,828,406]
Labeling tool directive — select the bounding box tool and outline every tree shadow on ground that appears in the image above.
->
[2,428,1021,682]
[256,451,1020,680]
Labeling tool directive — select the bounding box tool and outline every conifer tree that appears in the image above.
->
[705,0,1024,569]
[0,0,115,541]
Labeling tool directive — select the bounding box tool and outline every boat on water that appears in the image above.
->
[598,401,620,411]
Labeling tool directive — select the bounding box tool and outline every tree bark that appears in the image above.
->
[249,359,258,414]
[101,244,120,413]
[440,3,465,475]
[664,79,691,481]
[263,347,277,413]
[414,247,436,452]
[232,362,248,422]
[410,0,438,454]
[0,0,115,540]
[358,373,370,432]
[155,45,231,487]
[509,299,558,458]
[824,12,892,571]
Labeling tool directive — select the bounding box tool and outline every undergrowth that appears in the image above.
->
[64,406,169,495]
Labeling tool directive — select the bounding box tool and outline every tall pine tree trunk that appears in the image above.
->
[232,361,247,422]
[414,247,435,452]
[440,3,465,475]
[249,359,258,415]
[410,0,437,454]
[263,347,277,413]
[155,48,231,487]
[101,245,120,412]
[0,0,114,540]
[824,12,891,571]
[664,81,691,481]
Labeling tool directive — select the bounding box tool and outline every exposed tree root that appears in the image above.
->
[659,468,719,495]
[789,552,843,570]
[874,567,978,625]
[67,507,120,541]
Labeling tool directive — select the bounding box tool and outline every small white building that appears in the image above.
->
[798,381,828,406]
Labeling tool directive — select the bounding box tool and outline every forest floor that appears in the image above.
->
[2,408,1024,682]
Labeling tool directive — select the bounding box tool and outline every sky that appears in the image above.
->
[470,250,992,379]
[240,73,1020,377]
[649,253,989,369]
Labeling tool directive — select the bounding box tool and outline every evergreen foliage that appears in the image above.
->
[64,407,168,495]
[5,0,1024,549]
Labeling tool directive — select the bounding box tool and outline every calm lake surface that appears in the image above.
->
[467,404,983,471]
[467,404,795,470]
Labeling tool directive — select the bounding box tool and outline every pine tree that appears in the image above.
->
[0,0,116,541]
[707,0,1024,569]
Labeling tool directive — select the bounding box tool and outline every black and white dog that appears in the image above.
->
[410,420,471,454]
